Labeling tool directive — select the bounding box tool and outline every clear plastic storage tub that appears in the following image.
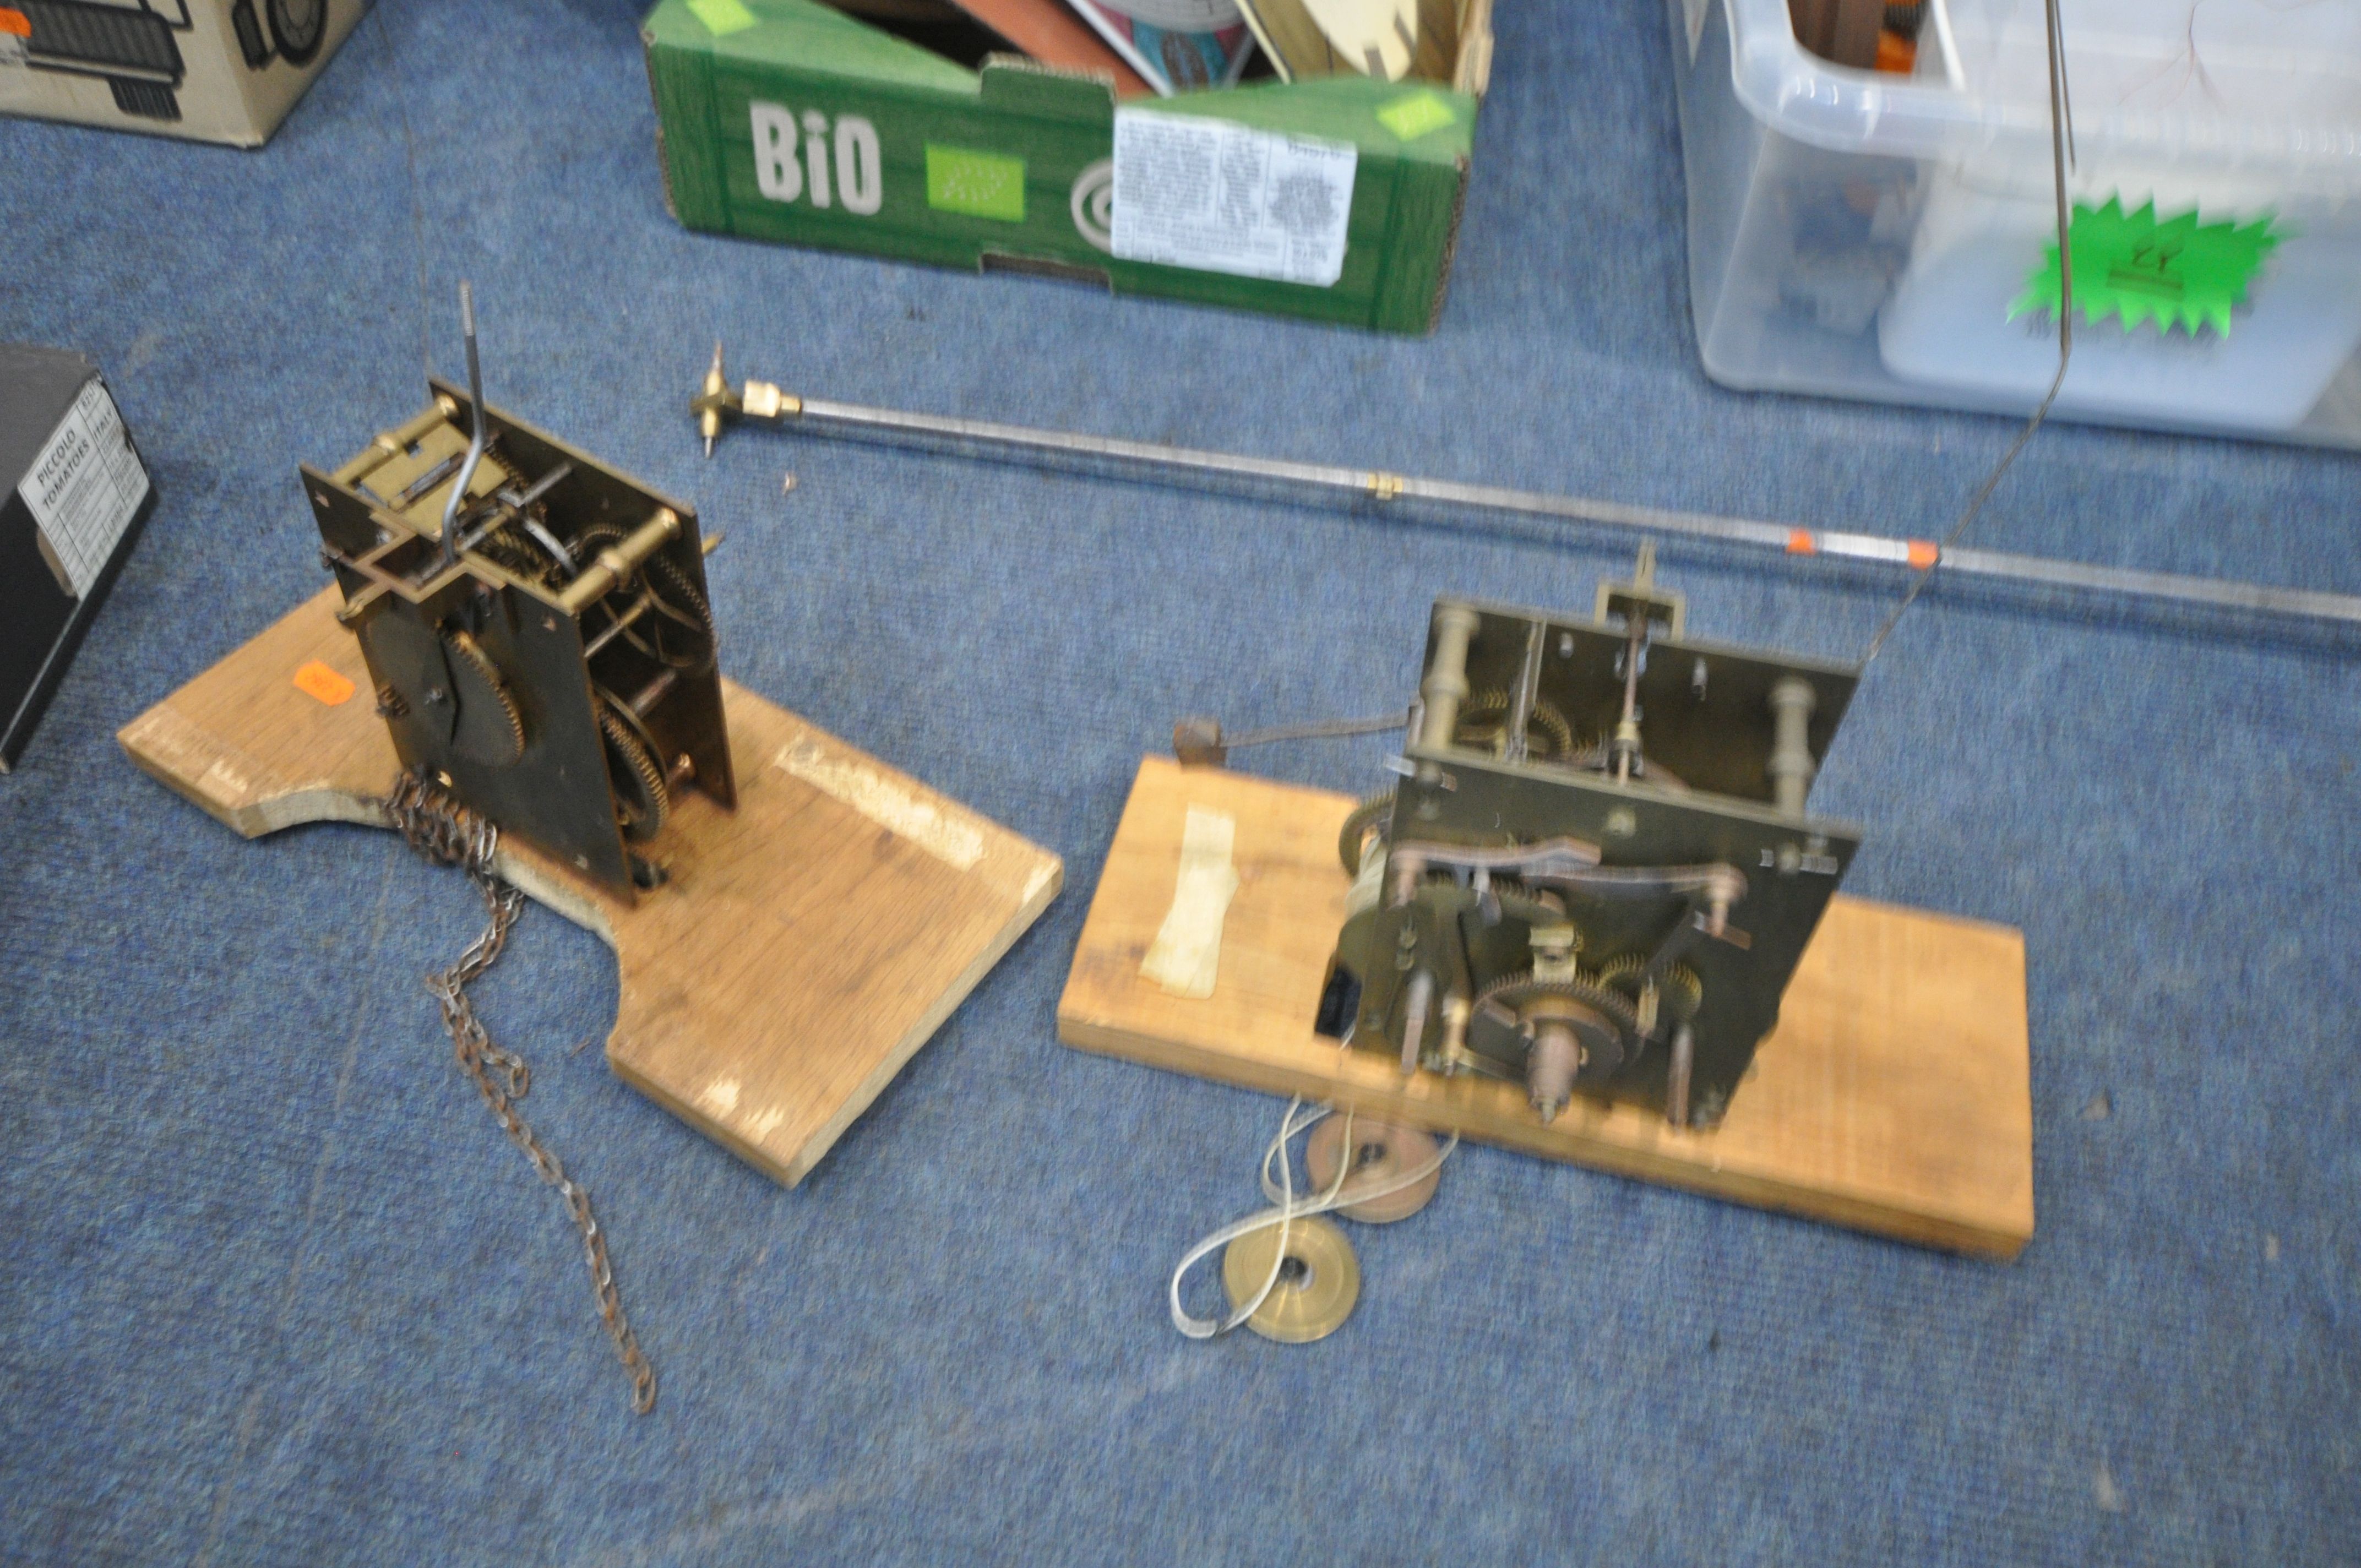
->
[1666,0,2361,445]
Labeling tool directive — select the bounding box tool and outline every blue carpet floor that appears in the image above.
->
[4,1,2358,1562]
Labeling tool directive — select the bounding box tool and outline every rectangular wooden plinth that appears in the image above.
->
[1058,757,2033,1257]
[121,590,1062,1187]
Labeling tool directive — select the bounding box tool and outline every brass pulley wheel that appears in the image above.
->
[1221,1216,1359,1344]
[1304,1115,1442,1224]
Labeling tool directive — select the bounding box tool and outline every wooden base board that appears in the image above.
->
[121,589,1062,1187]
[1058,757,2033,1257]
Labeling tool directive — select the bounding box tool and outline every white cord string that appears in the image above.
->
[1168,1098,1459,1340]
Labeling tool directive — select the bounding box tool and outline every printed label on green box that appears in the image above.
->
[926,145,1027,222]
[1375,90,1458,143]
[686,0,760,35]
[2011,196,2280,339]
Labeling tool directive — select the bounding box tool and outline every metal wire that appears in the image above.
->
[1168,1099,1457,1340]
[1860,0,2080,665]
[1221,711,1409,749]
[439,283,490,573]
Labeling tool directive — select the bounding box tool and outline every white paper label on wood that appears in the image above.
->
[1140,805,1239,998]
[1109,110,1357,287]
[19,379,148,600]
[773,737,987,870]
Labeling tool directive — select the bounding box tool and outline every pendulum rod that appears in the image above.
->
[693,372,2361,638]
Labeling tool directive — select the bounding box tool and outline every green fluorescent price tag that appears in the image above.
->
[686,0,759,35]
[1376,90,1459,143]
[925,145,1026,222]
[2011,197,2280,338]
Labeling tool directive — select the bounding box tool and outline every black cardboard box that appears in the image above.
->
[2,345,155,770]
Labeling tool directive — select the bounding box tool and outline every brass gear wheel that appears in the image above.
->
[1471,971,1641,1040]
[568,523,634,602]
[1593,955,1705,1023]
[643,549,715,645]
[441,629,525,766]
[571,522,629,566]
[597,699,670,842]
[1496,886,1570,928]
[469,520,562,586]
[1469,969,1642,1101]
[1455,690,1577,761]
[572,525,715,667]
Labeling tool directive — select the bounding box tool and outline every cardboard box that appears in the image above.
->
[643,0,1490,333]
[2,345,156,771]
[0,0,367,146]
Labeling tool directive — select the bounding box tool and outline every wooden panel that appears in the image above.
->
[121,589,1062,1186]
[1058,756,2033,1257]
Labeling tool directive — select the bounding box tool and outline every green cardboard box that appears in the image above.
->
[642,0,1490,333]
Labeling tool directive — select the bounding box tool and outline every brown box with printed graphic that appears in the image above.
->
[0,0,366,146]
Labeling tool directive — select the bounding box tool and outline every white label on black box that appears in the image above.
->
[1109,110,1356,288]
[18,379,147,601]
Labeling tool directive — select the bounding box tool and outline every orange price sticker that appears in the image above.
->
[1906,540,1940,570]
[1785,530,1818,556]
[0,9,29,38]
[293,660,357,706]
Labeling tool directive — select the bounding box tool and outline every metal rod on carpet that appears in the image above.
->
[689,362,2361,634]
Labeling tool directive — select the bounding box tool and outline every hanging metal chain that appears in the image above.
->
[385,769,658,1415]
